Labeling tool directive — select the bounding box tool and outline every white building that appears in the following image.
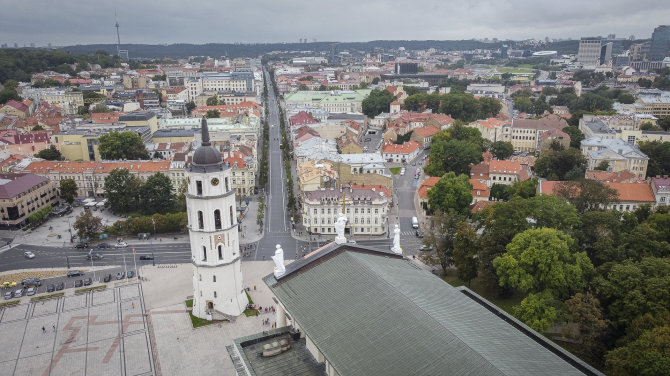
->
[186,118,247,319]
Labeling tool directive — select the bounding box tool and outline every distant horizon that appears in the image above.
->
[2,0,668,47]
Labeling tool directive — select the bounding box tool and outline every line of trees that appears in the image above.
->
[403,92,501,122]
[103,169,177,215]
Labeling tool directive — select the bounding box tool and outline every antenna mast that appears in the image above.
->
[114,10,121,56]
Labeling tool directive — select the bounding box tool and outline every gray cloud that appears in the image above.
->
[1,0,668,46]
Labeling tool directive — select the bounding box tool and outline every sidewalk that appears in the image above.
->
[237,194,264,244]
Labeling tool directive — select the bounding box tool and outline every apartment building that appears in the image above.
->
[186,72,255,101]
[283,90,371,113]
[302,186,389,236]
[580,137,649,179]
[651,177,670,206]
[500,115,569,152]
[24,160,170,198]
[223,151,255,196]
[0,173,59,227]
[381,140,420,163]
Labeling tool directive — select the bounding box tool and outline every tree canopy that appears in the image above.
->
[493,227,593,297]
[59,178,78,204]
[638,141,670,178]
[140,173,175,215]
[103,168,141,213]
[534,148,587,181]
[554,179,619,214]
[489,141,514,159]
[73,210,102,241]
[425,124,484,176]
[427,172,473,215]
[35,145,63,161]
[361,89,395,118]
[97,131,149,160]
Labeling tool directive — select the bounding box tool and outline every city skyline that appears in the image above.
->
[2,0,669,46]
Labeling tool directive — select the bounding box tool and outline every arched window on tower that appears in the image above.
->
[225,177,229,192]
[214,291,217,298]
[196,180,203,195]
[202,246,207,261]
[198,211,204,229]
[229,206,234,227]
[213,275,216,282]
[214,209,222,230]
[218,245,223,260]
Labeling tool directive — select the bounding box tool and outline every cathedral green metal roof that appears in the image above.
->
[264,247,603,376]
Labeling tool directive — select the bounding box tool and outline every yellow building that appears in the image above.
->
[119,111,159,133]
[0,173,59,227]
[53,132,101,162]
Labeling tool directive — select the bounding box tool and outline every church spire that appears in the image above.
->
[201,115,211,146]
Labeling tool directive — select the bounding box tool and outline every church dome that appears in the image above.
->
[192,117,223,167]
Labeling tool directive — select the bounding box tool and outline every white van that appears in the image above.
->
[411,217,419,229]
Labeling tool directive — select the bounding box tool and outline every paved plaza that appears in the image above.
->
[0,284,152,376]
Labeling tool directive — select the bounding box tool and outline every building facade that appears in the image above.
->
[0,173,59,227]
[302,186,389,236]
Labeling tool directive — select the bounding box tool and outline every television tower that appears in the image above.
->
[114,11,121,56]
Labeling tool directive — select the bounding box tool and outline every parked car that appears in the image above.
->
[67,270,84,278]
[114,241,128,248]
[97,242,110,248]
[1,281,17,288]
[139,255,154,260]
[83,278,92,286]
[415,230,423,238]
[56,282,64,291]
[74,280,83,288]
[4,291,13,299]
[400,168,406,176]
[116,272,125,280]
[21,278,41,286]
[46,284,55,293]
[74,242,89,249]
[24,251,35,259]
[26,287,36,296]
[127,270,135,279]
[14,289,23,298]
[86,253,104,260]
[419,245,432,252]
[103,274,112,282]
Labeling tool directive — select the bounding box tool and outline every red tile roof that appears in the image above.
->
[418,177,441,199]
[489,160,522,175]
[3,100,28,113]
[471,200,496,213]
[585,170,638,183]
[382,140,420,154]
[539,180,655,203]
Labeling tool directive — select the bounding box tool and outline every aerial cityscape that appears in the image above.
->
[0,2,669,375]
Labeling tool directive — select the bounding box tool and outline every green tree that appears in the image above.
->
[554,179,619,214]
[513,290,558,332]
[186,101,196,114]
[506,178,538,199]
[490,184,510,201]
[594,160,610,171]
[425,138,483,176]
[594,257,670,327]
[476,195,580,291]
[617,93,636,104]
[453,222,479,285]
[97,131,150,160]
[104,168,141,213]
[489,141,514,159]
[564,292,610,362]
[206,96,219,106]
[35,145,62,161]
[58,178,78,204]
[427,172,473,215]
[90,104,112,113]
[140,173,175,214]
[32,124,45,131]
[73,210,102,241]
[493,228,593,297]
[638,141,670,178]
[361,89,395,118]
[562,125,585,148]
[605,326,670,376]
[206,109,220,118]
[421,211,465,274]
[534,148,587,180]
[298,83,309,91]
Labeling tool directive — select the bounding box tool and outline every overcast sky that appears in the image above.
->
[2,0,669,46]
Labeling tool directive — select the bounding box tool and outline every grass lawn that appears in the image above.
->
[74,285,106,294]
[184,299,216,328]
[389,167,401,175]
[442,273,523,315]
[243,290,260,316]
[0,300,20,307]
[30,292,65,301]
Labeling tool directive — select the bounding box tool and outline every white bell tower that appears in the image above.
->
[186,117,246,318]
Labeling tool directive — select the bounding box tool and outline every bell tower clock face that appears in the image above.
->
[211,178,219,186]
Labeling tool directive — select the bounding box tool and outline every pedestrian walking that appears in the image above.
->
[42,326,45,333]
[132,302,135,309]
[52,324,55,332]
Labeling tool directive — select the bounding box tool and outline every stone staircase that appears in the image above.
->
[211,309,236,323]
